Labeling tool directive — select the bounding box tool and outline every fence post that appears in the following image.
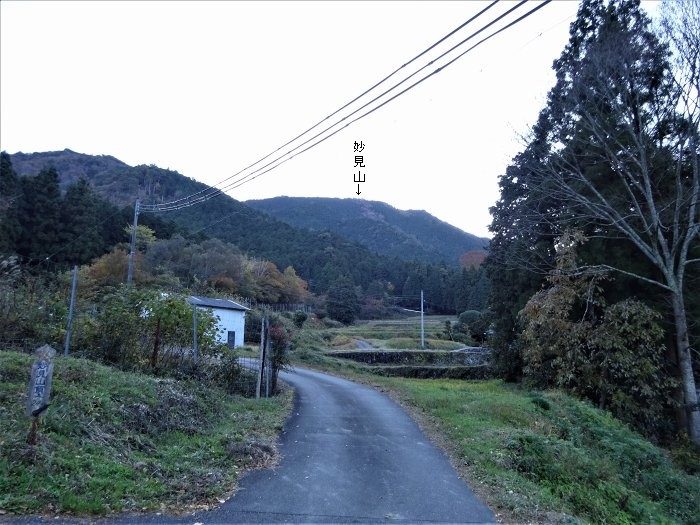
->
[265,320,271,398]
[256,316,265,399]
[63,265,78,356]
[192,304,198,360]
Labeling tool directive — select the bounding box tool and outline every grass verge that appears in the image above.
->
[0,351,292,517]
[290,323,700,525]
[379,378,700,525]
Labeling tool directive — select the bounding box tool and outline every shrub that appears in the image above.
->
[459,310,482,325]
[292,310,308,328]
[269,322,291,393]
[214,352,257,396]
[83,287,220,373]
[519,237,678,439]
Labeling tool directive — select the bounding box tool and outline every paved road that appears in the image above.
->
[9,367,495,524]
[352,339,375,350]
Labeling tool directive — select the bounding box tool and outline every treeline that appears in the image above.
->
[485,0,700,443]
[0,152,185,268]
[163,190,490,313]
[90,235,310,304]
[0,153,311,306]
[1,151,490,325]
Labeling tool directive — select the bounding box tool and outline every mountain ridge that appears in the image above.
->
[5,150,407,294]
[7,150,487,299]
[9,150,488,267]
[246,196,488,265]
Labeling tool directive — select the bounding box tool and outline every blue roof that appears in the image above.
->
[187,296,249,311]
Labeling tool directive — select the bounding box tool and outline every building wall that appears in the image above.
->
[208,308,246,348]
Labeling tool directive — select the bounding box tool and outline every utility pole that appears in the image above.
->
[192,304,198,359]
[63,265,78,356]
[127,198,140,285]
[256,316,266,399]
[420,290,424,349]
[265,324,271,398]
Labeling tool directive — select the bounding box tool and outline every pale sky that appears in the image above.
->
[0,1,659,238]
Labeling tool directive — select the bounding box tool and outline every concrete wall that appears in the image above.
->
[207,307,246,348]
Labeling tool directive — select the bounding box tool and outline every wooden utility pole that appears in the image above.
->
[127,198,140,285]
[256,316,268,399]
[192,304,198,359]
[420,290,424,349]
[63,265,78,356]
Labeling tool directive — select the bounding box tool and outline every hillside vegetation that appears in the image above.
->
[5,151,489,314]
[246,196,488,265]
[289,318,700,525]
[388,378,700,525]
[0,351,291,516]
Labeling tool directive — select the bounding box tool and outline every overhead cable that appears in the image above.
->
[140,0,503,211]
[141,0,551,213]
[141,1,501,212]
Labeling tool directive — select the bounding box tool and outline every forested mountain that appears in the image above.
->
[10,149,133,203]
[7,150,398,290]
[246,197,488,266]
[4,150,490,314]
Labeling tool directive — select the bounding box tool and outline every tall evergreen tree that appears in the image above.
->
[466,268,491,311]
[0,152,21,253]
[60,178,105,264]
[485,116,558,380]
[326,275,360,324]
[453,268,472,314]
[16,167,63,262]
[487,0,700,440]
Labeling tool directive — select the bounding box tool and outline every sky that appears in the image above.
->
[0,1,659,238]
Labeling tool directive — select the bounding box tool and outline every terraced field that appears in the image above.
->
[293,315,489,379]
[329,315,465,351]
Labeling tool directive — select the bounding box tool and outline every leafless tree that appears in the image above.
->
[529,0,700,442]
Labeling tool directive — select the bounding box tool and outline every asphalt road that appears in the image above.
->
[9,367,495,524]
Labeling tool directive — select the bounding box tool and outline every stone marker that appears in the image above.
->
[26,345,56,445]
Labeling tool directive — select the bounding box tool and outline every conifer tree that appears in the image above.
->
[487,0,700,440]
[326,275,359,324]
[60,178,105,264]
[16,167,62,262]
[0,152,21,253]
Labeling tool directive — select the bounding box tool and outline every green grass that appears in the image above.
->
[365,379,700,524]
[334,315,457,341]
[378,337,464,350]
[295,315,465,352]
[0,351,291,517]
[289,321,700,525]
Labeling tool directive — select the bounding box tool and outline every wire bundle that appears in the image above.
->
[139,0,552,214]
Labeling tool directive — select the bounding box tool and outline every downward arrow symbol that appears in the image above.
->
[356,184,361,195]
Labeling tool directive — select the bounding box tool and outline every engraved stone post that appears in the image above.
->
[26,345,56,445]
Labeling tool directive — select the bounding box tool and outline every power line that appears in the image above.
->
[190,0,552,205]
[192,0,532,204]
[15,2,559,270]
[141,0,549,213]
[217,0,548,196]
[141,1,501,212]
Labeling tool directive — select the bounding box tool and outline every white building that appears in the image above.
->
[187,296,248,348]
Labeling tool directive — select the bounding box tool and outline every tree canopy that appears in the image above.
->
[486,0,700,442]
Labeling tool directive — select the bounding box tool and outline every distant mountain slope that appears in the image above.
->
[10,149,132,201]
[7,150,408,293]
[9,149,205,209]
[246,197,488,265]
